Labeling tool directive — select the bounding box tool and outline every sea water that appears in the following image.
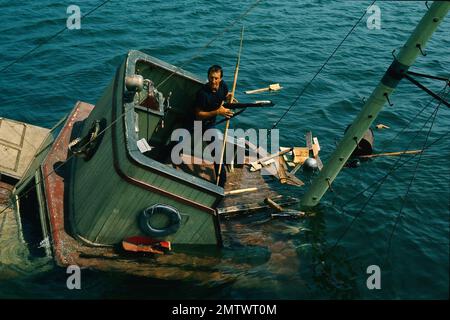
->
[0,0,448,299]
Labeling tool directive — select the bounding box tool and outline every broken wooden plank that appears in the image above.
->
[249,148,293,171]
[305,131,313,150]
[284,171,305,186]
[271,210,306,219]
[245,83,282,94]
[277,156,289,184]
[316,156,324,170]
[264,197,284,212]
[290,162,303,175]
[375,123,390,129]
[225,187,258,195]
[293,147,309,164]
[313,137,321,152]
[312,143,320,158]
[217,196,300,215]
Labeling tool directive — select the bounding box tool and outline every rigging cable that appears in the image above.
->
[385,89,446,259]
[269,0,376,131]
[339,84,449,210]
[381,84,449,148]
[0,1,265,216]
[325,126,449,260]
[324,90,448,256]
[0,0,113,73]
[155,0,263,90]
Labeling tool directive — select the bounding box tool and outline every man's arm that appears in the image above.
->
[195,103,234,120]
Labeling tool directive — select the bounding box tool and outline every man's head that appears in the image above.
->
[207,65,223,92]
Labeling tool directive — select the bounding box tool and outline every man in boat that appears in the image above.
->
[194,65,233,129]
[194,65,233,186]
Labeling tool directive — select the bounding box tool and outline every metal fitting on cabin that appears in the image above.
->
[125,74,144,92]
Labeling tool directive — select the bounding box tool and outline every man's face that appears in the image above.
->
[208,71,222,92]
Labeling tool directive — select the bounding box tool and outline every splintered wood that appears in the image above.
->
[219,131,328,214]
[245,83,283,94]
[219,164,290,214]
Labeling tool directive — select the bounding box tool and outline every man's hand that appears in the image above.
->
[216,105,234,119]
[226,93,238,103]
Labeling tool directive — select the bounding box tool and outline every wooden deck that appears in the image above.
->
[220,165,280,208]
[217,163,300,216]
[0,118,50,180]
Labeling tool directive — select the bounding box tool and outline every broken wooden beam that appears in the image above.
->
[245,83,282,94]
[224,187,258,195]
[271,210,306,219]
[249,148,293,171]
[217,196,300,216]
[264,197,284,212]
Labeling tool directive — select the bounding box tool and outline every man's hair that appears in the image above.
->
[208,65,223,78]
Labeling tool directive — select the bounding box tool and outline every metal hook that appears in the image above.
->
[416,43,427,56]
[326,177,334,192]
[353,137,360,148]
[425,1,430,9]
[391,49,398,60]
[384,92,394,106]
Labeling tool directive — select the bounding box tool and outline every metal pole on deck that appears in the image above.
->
[301,2,450,207]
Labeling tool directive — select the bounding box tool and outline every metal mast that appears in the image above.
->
[301,1,450,207]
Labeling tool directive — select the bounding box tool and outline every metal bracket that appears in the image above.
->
[416,43,427,56]
[391,49,398,60]
[384,93,394,106]
[326,177,334,192]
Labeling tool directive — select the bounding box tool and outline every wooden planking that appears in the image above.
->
[70,65,219,245]
[219,164,283,212]
[168,205,216,245]
[0,118,50,180]
[74,136,219,244]
[184,214,214,244]
[217,195,299,215]
[72,125,116,231]
[14,133,54,193]
[96,192,217,245]
[90,188,161,243]
[118,130,218,207]
[135,109,162,141]
[78,171,133,240]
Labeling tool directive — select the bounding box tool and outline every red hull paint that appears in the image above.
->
[41,101,95,266]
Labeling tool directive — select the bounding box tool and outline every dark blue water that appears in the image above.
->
[0,0,448,299]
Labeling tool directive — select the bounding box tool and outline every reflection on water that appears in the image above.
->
[1,195,359,299]
[0,0,448,299]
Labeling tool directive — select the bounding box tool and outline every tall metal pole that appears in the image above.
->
[301,2,450,207]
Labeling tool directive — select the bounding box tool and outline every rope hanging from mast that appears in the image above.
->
[322,88,449,258]
[269,0,377,132]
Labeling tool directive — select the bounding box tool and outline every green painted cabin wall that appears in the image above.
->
[69,59,220,246]
[135,61,203,145]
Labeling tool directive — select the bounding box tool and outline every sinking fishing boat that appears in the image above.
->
[0,50,298,279]
[0,2,448,280]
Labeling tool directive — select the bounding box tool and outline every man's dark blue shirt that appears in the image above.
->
[195,81,229,129]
